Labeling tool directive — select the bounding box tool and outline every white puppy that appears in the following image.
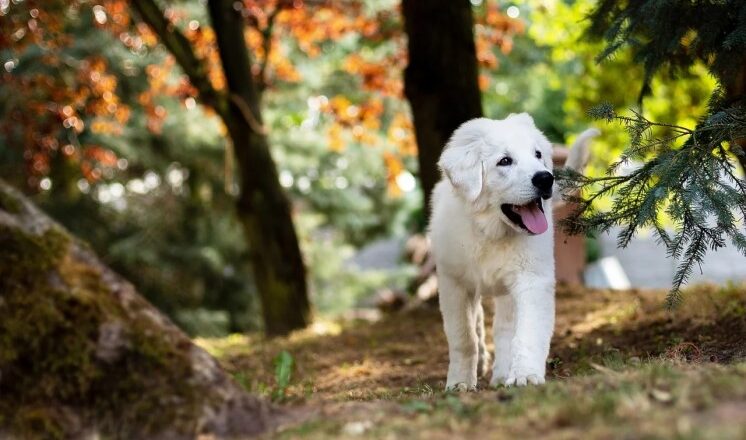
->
[429,114,597,390]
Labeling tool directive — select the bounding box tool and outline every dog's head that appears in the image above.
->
[438,114,554,235]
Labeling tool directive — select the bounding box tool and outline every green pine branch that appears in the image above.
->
[558,104,746,306]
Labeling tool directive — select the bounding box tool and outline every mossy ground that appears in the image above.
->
[198,283,746,439]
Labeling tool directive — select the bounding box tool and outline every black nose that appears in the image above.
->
[532,171,554,199]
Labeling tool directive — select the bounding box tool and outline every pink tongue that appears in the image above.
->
[513,202,548,234]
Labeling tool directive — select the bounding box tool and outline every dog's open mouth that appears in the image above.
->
[500,198,548,235]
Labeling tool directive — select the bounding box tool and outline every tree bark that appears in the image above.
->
[207,0,310,336]
[401,0,483,212]
[723,59,746,174]
[131,0,310,336]
[735,139,746,175]
[0,180,277,439]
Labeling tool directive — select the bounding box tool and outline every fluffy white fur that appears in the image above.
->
[429,114,598,390]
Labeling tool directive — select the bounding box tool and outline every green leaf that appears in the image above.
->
[272,350,294,401]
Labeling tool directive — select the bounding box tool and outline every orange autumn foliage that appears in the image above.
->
[0,0,521,194]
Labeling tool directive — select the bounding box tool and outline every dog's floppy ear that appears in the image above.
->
[438,118,489,202]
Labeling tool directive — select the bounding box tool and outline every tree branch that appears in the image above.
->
[249,0,341,92]
[255,1,290,92]
[130,0,230,120]
[229,93,267,135]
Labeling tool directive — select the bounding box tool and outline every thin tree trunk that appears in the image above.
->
[207,0,310,336]
[131,0,310,336]
[736,145,746,175]
[401,0,483,213]
[723,61,746,174]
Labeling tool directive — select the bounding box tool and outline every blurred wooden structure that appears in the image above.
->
[552,146,585,285]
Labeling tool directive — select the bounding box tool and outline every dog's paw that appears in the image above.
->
[503,374,545,387]
[490,354,511,387]
[505,346,547,387]
[445,382,476,393]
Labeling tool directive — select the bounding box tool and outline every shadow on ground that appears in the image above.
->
[199,284,746,404]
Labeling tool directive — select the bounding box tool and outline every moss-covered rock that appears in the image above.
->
[0,180,276,439]
[0,224,69,284]
[0,188,22,214]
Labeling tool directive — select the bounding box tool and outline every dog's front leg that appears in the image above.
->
[439,275,479,391]
[505,276,554,386]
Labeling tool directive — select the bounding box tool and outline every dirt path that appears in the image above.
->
[198,284,746,438]
[200,284,746,400]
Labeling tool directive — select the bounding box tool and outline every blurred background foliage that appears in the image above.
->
[0,0,717,335]
[482,0,717,218]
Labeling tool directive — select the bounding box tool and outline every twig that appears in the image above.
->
[588,362,623,377]
[229,93,267,135]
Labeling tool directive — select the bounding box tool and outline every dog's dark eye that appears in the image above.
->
[535,151,542,159]
[497,157,513,166]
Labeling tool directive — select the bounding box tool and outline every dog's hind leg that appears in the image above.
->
[439,275,479,391]
[475,300,490,379]
[490,293,515,386]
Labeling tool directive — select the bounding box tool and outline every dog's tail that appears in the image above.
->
[564,128,600,172]
[555,128,599,208]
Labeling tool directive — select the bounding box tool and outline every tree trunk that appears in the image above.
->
[723,60,746,174]
[131,0,311,336]
[736,141,746,175]
[0,180,277,439]
[401,0,483,212]
[207,0,310,336]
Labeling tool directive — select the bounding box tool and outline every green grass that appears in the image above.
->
[274,361,746,439]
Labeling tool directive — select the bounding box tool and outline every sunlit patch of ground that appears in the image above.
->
[196,283,746,438]
[197,306,447,402]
